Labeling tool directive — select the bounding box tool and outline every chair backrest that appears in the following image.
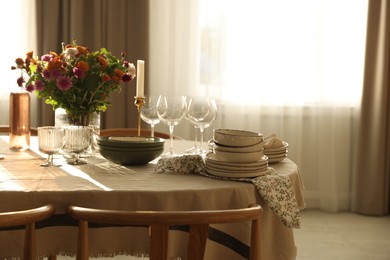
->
[67,204,262,260]
[99,128,183,140]
[0,204,55,260]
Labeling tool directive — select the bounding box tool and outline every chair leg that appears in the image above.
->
[187,224,208,260]
[250,218,261,260]
[150,224,169,260]
[24,223,36,260]
[78,220,89,260]
[48,255,57,260]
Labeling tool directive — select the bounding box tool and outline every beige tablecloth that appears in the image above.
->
[0,136,305,260]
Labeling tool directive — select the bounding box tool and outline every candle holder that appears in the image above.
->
[134,96,145,136]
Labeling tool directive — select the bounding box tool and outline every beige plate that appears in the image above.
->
[206,153,268,167]
[205,165,268,178]
[205,161,268,173]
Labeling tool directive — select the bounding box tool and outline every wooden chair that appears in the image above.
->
[0,204,55,260]
[99,128,184,140]
[67,204,262,260]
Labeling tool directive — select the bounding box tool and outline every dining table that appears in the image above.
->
[0,135,305,260]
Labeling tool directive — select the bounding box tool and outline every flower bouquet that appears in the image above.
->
[12,40,136,125]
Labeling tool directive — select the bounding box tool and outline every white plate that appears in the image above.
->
[205,166,268,178]
[205,153,268,167]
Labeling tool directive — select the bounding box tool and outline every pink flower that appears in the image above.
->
[42,69,51,80]
[41,54,53,62]
[56,76,72,90]
[122,74,132,82]
[35,80,44,91]
[51,69,62,79]
[36,63,43,73]
[17,76,25,87]
[25,84,35,92]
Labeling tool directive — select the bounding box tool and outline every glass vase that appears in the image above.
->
[55,108,100,156]
[9,92,30,151]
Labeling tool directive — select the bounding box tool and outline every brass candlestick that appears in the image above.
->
[134,96,145,136]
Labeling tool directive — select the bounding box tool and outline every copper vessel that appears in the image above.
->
[9,92,30,151]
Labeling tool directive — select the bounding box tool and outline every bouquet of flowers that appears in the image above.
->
[12,40,136,125]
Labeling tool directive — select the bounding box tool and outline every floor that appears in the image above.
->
[58,210,390,260]
[294,209,390,260]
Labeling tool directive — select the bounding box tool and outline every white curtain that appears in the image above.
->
[1,0,37,126]
[150,0,368,211]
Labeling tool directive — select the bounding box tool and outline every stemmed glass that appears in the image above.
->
[63,126,91,165]
[157,95,187,157]
[185,96,200,154]
[186,97,217,154]
[37,126,65,167]
[141,96,160,137]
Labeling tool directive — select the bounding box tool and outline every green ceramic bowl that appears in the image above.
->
[99,146,164,165]
[97,143,164,153]
[97,136,165,149]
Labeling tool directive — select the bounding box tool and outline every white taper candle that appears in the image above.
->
[136,60,145,97]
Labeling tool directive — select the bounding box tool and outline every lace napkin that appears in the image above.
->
[155,155,301,228]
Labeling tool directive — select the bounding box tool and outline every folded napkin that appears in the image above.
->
[263,134,284,149]
[155,155,301,228]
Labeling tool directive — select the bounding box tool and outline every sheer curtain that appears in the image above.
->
[1,0,37,126]
[150,0,368,211]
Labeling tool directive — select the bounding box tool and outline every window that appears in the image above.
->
[199,0,368,106]
[1,0,36,125]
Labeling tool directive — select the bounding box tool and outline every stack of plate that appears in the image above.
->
[264,142,288,163]
[205,153,268,178]
[97,136,165,165]
[205,129,268,178]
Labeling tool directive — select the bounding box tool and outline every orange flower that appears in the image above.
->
[15,58,24,68]
[76,46,89,55]
[49,51,59,58]
[111,69,124,83]
[76,61,89,72]
[46,57,63,72]
[97,55,108,69]
[114,68,124,78]
[26,51,33,60]
[102,74,111,83]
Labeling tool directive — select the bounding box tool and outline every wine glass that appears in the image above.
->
[185,97,200,154]
[141,96,160,137]
[186,97,217,154]
[157,95,187,157]
[37,126,65,167]
[63,126,91,165]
